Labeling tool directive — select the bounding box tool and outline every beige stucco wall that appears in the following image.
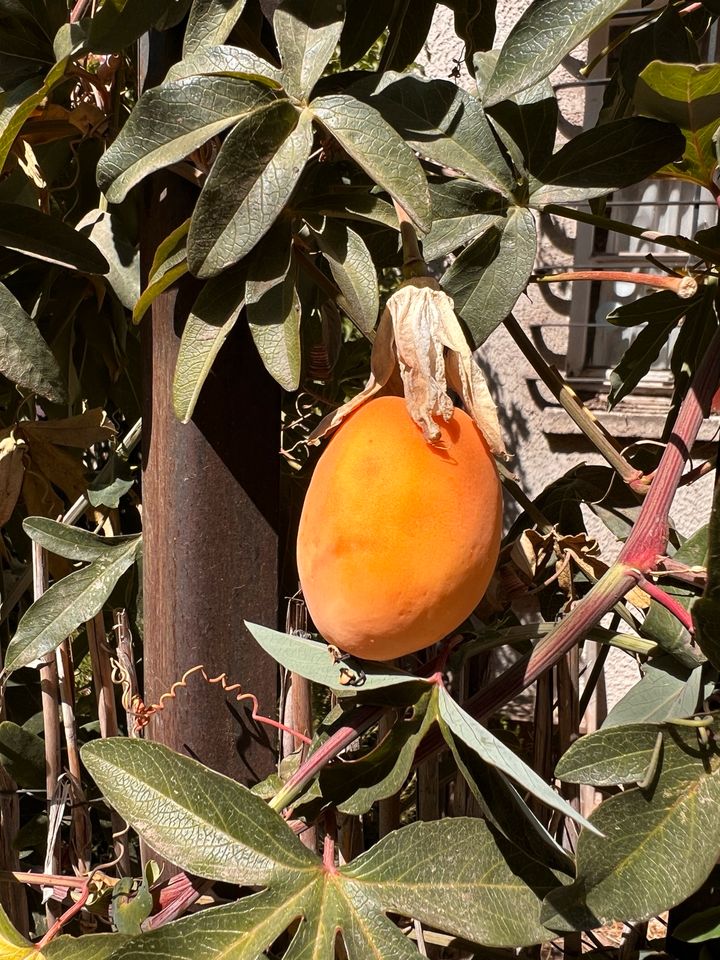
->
[418,7,715,707]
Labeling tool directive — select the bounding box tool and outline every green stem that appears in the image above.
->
[544,204,720,265]
[504,313,646,490]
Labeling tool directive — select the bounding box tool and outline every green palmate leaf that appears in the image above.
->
[23,517,139,562]
[183,0,247,56]
[556,722,675,786]
[188,102,312,278]
[608,313,681,408]
[246,622,420,692]
[0,720,45,788]
[346,817,559,947]
[0,202,108,273]
[441,205,536,346]
[0,282,65,402]
[642,524,707,666]
[173,262,246,422]
[339,0,388,67]
[246,220,302,391]
[166,45,282,86]
[275,0,344,98]
[3,537,141,675]
[483,0,629,106]
[601,659,704,728]
[314,219,379,334]
[694,483,720,670]
[607,288,702,327]
[97,76,275,203]
[44,933,129,960]
[531,117,686,207]
[83,737,319,883]
[310,93,431,232]
[0,57,68,171]
[436,685,597,834]
[542,723,720,930]
[134,221,190,324]
[368,73,512,194]
[423,178,506,260]
[636,61,720,189]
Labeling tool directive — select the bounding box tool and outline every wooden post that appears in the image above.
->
[140,28,279,788]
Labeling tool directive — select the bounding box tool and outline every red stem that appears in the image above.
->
[36,879,92,949]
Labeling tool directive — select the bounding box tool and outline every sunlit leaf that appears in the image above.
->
[275,0,344,98]
[441,205,536,345]
[483,0,629,105]
[3,537,141,674]
[167,44,282,86]
[311,93,431,232]
[601,660,704,728]
[187,103,312,277]
[183,0,247,56]
[97,76,275,203]
[556,722,674,786]
[0,57,68,171]
[314,219,379,334]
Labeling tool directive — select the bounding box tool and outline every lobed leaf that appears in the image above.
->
[173,262,247,423]
[82,738,318,884]
[0,282,66,402]
[608,313,681,408]
[3,537,141,675]
[543,725,720,929]
[97,76,275,203]
[311,93,431,232]
[187,102,312,277]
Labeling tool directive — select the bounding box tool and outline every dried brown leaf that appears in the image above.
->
[21,409,116,448]
[0,434,27,527]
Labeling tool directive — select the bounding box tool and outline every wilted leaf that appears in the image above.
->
[3,537,141,675]
[314,220,379,334]
[183,0,248,56]
[0,433,25,526]
[97,76,275,203]
[543,723,720,929]
[275,0,344,98]
[173,263,247,423]
[311,93,431,232]
[246,220,301,391]
[635,61,720,189]
[21,409,116,448]
[442,205,536,345]
[188,102,312,277]
[483,0,629,106]
[0,282,65,402]
[0,202,108,273]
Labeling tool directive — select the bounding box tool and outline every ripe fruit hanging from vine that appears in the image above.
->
[297,396,502,662]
